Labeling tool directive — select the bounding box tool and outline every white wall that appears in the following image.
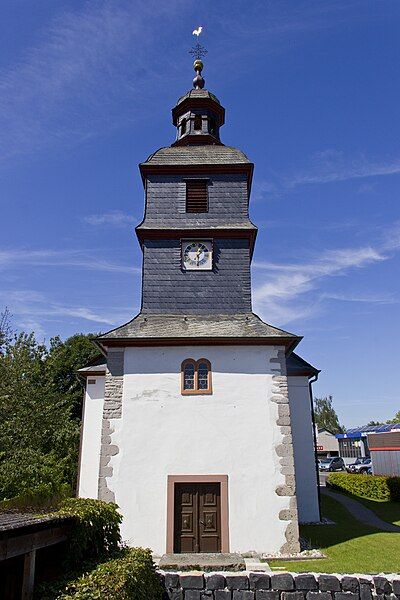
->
[107,345,293,555]
[78,376,105,499]
[288,376,320,523]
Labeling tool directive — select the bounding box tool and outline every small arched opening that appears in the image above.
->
[193,115,202,131]
[180,118,187,136]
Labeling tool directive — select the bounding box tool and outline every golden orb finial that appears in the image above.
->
[193,59,203,72]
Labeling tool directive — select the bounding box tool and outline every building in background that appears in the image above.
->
[336,424,400,466]
[316,428,339,460]
[367,426,400,476]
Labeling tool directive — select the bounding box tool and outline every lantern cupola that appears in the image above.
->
[172,60,225,146]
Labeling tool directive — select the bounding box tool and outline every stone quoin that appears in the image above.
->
[77,53,321,555]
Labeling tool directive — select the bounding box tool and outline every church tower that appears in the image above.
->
[77,53,320,556]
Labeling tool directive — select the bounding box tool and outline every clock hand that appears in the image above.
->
[195,248,201,265]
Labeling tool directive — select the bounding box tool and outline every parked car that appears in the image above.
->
[346,457,372,474]
[319,457,346,472]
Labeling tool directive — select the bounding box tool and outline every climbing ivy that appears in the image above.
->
[58,498,122,567]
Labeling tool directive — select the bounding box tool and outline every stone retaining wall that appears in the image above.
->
[159,572,400,600]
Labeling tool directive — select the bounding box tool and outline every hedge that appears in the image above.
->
[328,472,400,501]
[39,548,163,600]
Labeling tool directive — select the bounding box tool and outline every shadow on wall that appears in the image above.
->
[123,346,281,376]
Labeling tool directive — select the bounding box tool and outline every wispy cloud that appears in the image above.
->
[252,224,400,325]
[286,150,400,188]
[254,150,400,202]
[0,289,132,339]
[84,210,137,228]
[0,248,140,274]
[321,292,397,305]
[0,0,183,164]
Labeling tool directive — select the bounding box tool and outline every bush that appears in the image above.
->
[58,498,123,567]
[38,548,163,600]
[328,472,400,501]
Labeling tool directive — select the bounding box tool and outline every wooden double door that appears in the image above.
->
[174,482,221,553]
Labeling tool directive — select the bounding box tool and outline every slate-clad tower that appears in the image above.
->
[137,79,256,315]
[78,58,321,556]
[98,61,299,342]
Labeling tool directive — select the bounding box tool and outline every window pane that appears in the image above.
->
[198,362,209,390]
[184,363,195,390]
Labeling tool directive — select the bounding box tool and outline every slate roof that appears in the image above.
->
[96,312,300,350]
[286,352,320,377]
[0,512,72,534]
[176,89,221,106]
[137,220,257,231]
[142,145,251,167]
[78,364,106,375]
[79,360,107,374]
[77,354,106,376]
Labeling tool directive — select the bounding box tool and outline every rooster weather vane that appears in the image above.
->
[189,26,208,60]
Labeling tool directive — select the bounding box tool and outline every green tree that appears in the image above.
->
[0,307,12,353]
[0,332,78,499]
[314,395,344,434]
[367,420,385,426]
[47,333,99,420]
[0,326,99,500]
[387,410,400,425]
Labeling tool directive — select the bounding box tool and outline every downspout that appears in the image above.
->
[309,373,322,522]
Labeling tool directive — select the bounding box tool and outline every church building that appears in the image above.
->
[77,56,320,556]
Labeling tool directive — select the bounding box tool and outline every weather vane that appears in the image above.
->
[189,26,208,60]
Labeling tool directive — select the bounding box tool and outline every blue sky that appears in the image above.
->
[1,0,399,427]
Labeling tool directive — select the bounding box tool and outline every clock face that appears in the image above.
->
[182,240,212,270]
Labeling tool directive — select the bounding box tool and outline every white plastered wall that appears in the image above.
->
[106,345,295,555]
[78,376,105,499]
[288,375,320,522]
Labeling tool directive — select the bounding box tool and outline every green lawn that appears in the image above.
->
[270,494,400,573]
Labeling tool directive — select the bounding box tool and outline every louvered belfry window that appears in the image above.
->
[186,180,208,213]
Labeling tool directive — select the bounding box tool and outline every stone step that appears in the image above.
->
[158,552,246,572]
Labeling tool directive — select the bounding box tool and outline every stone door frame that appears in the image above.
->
[166,475,229,553]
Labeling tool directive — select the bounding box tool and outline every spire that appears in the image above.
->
[170,28,225,147]
[189,27,207,90]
